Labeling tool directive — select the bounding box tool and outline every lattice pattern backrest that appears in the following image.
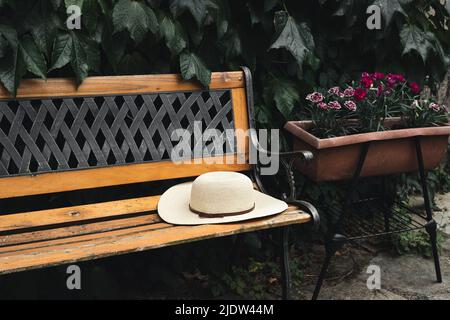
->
[0,90,235,177]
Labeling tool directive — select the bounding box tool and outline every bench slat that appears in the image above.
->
[0,214,162,247]
[0,210,311,274]
[0,196,160,232]
[0,156,251,199]
[0,72,244,99]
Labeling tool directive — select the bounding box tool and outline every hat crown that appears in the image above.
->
[189,172,255,215]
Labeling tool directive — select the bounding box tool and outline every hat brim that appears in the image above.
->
[157,182,288,225]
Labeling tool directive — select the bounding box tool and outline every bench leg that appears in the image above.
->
[415,138,442,283]
[425,220,442,283]
[312,234,347,300]
[280,226,291,300]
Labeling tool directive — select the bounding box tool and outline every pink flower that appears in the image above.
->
[361,75,373,88]
[328,101,342,110]
[306,92,324,103]
[429,103,440,111]
[386,73,406,87]
[361,72,370,78]
[409,82,420,94]
[354,88,367,101]
[317,102,328,110]
[394,74,406,82]
[372,72,385,80]
[344,101,357,111]
[343,87,355,97]
[328,87,340,95]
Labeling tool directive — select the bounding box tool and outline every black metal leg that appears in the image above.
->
[312,234,347,300]
[415,138,442,283]
[425,220,443,283]
[313,143,369,300]
[280,226,291,300]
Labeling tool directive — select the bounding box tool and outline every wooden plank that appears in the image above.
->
[0,156,251,199]
[0,214,163,247]
[0,222,170,255]
[0,196,160,232]
[0,72,245,99]
[0,205,300,247]
[0,210,311,274]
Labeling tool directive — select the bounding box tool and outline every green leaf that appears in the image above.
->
[82,0,100,33]
[70,32,89,84]
[29,13,59,60]
[50,32,73,71]
[179,52,211,87]
[400,24,432,63]
[160,15,187,55]
[79,34,101,73]
[270,11,311,70]
[263,77,299,117]
[209,0,230,38]
[221,28,241,59]
[170,0,207,27]
[19,35,47,79]
[0,24,25,95]
[372,0,408,26]
[113,0,158,43]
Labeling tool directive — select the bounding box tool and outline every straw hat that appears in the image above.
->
[157,171,288,225]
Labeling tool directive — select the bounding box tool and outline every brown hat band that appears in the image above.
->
[189,203,256,218]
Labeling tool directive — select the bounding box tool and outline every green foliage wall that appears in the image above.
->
[0,0,449,128]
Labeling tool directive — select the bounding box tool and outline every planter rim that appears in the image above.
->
[284,119,450,150]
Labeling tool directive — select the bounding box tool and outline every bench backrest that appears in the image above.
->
[0,70,254,199]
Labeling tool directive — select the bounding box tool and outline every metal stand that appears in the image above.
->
[312,138,443,300]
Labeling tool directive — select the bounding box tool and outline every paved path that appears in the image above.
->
[297,193,450,300]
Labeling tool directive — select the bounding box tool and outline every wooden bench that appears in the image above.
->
[0,67,318,298]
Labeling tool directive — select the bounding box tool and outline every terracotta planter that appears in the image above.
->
[284,119,450,182]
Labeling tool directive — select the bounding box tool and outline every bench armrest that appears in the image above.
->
[250,131,319,229]
[249,129,314,163]
[287,199,320,230]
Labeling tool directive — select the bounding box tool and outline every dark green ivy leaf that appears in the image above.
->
[270,11,311,70]
[19,35,47,79]
[0,25,25,95]
[209,0,230,38]
[179,51,211,87]
[372,0,409,26]
[400,24,432,63]
[50,32,73,71]
[263,77,300,117]
[29,13,59,60]
[160,15,187,55]
[70,32,89,85]
[113,0,158,43]
[170,0,207,28]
